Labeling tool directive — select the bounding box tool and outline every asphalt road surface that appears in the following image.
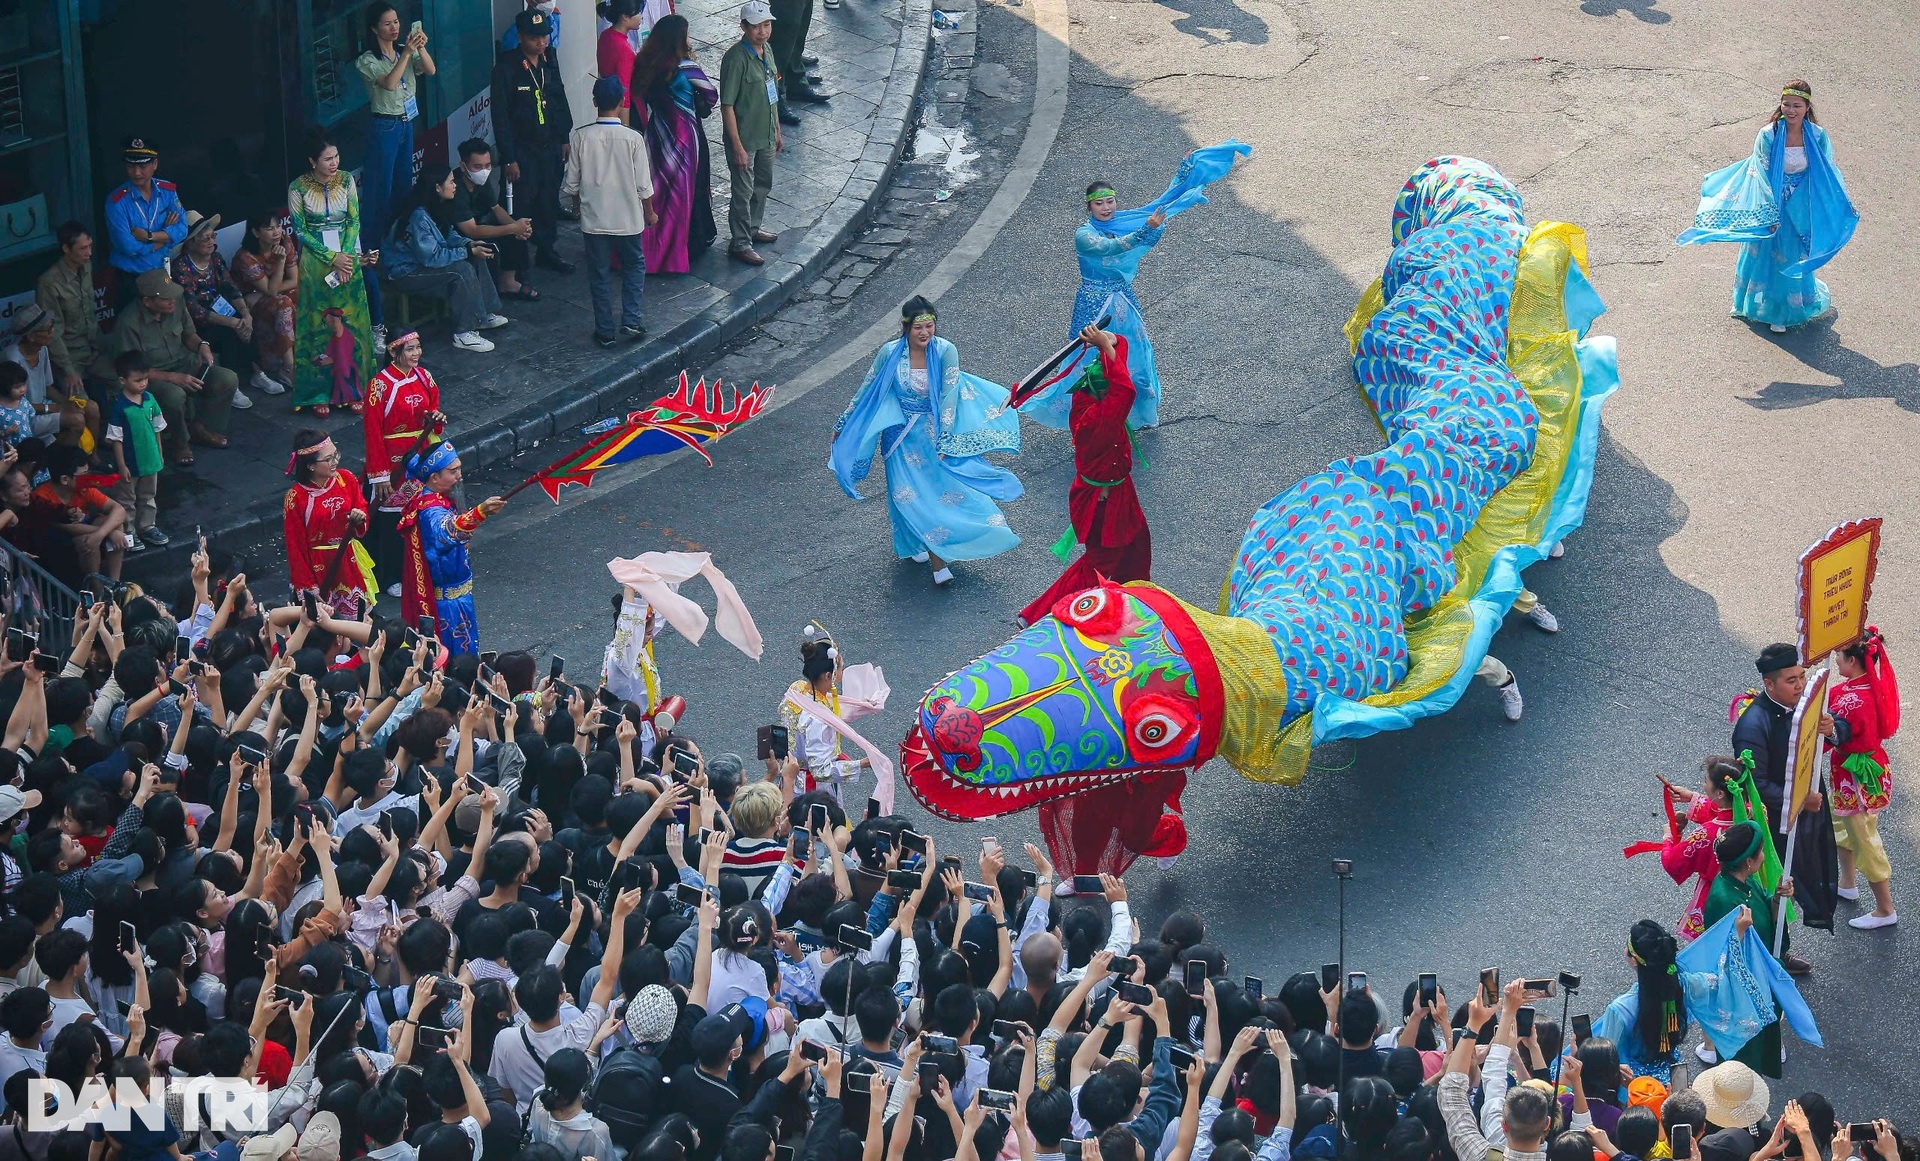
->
[350,0,1917,1111]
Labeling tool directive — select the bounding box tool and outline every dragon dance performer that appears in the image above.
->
[362,330,446,597]
[398,441,505,655]
[1019,325,1150,627]
[283,429,374,616]
[830,297,1022,586]
[1731,642,1841,961]
[1827,628,1899,929]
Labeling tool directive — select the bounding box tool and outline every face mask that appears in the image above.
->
[466,166,493,186]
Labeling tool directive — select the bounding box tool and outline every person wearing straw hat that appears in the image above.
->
[170,209,261,412]
[1689,1061,1769,1145]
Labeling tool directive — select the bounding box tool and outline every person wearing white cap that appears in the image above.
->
[240,1122,302,1161]
[718,1,783,266]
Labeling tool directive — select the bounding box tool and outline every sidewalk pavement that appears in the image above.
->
[137,0,932,573]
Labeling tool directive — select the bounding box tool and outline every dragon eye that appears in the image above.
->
[1052,583,1125,635]
[1132,713,1177,748]
[1122,691,1199,764]
[1066,590,1109,623]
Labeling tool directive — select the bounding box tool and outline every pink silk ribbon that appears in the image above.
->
[606,551,764,659]
[785,687,897,814]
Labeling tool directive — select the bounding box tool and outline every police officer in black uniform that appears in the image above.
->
[490,9,575,273]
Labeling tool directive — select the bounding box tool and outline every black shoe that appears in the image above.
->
[779,108,803,126]
[802,53,819,65]
[789,85,831,104]
[594,332,619,348]
[620,324,648,343]
[536,251,576,275]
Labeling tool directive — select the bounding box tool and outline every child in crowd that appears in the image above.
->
[104,351,169,550]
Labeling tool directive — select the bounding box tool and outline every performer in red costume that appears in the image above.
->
[1828,627,1900,928]
[362,331,446,596]
[1018,325,1152,626]
[283,428,372,615]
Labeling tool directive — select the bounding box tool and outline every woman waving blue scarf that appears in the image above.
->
[1024,141,1251,430]
[831,296,1022,585]
[1677,80,1856,332]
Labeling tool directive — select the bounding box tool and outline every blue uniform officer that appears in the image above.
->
[105,137,188,307]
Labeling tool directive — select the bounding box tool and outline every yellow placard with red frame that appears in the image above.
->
[1785,666,1829,826]
[1798,518,1881,664]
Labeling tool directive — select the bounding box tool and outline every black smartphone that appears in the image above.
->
[621,860,650,891]
[1670,1124,1692,1161]
[341,965,373,992]
[775,1148,795,1161]
[844,1071,871,1093]
[939,855,962,879]
[1184,960,1206,997]
[293,802,314,834]
[1418,972,1437,1007]
[1515,1005,1535,1038]
[922,1034,959,1055]
[119,921,137,955]
[416,1025,450,1050]
[1108,956,1139,978]
[789,831,809,861]
[378,810,394,840]
[479,651,498,667]
[671,804,691,828]
[1116,981,1154,1006]
[1167,1045,1197,1072]
[756,725,776,760]
[886,869,920,890]
[675,883,706,908]
[798,1040,829,1062]
[1571,1013,1592,1044]
[917,1060,940,1086]
[1062,1142,1083,1161]
[1072,875,1105,894]
[31,652,57,675]
[978,1089,1017,1111]
[991,1020,1022,1041]
[176,634,193,661]
[549,654,565,682]
[597,706,624,729]
[167,679,187,697]
[117,999,132,1017]
[962,882,994,903]
[899,830,929,854]
[559,876,575,910]
[79,590,95,611]
[807,804,828,834]
[1848,1125,1879,1144]
[1347,971,1368,995]
[1018,869,1039,890]
[273,985,307,1008]
[836,924,873,952]
[865,795,881,820]
[487,691,512,715]
[671,750,699,780]
[1321,963,1341,992]
[1244,975,1264,1003]
[302,590,320,621]
[431,978,463,1002]
[236,739,267,767]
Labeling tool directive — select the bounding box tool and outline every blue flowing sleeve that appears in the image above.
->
[933,338,1020,459]
[418,505,469,588]
[1676,127,1778,247]
[1786,123,1858,276]
[828,341,909,499]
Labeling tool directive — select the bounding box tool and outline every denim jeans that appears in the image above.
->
[584,232,646,336]
[384,253,501,334]
[362,115,416,326]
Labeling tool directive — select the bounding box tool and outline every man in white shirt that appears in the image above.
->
[334,749,420,836]
[488,886,642,1111]
[561,75,656,346]
[0,987,50,1088]
[34,930,105,1050]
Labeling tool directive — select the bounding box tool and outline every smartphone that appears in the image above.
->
[1321,963,1341,992]
[836,924,873,952]
[621,860,650,891]
[865,795,881,820]
[273,985,307,1009]
[341,965,373,992]
[671,750,700,780]
[549,654,566,682]
[1848,1125,1879,1144]
[416,1024,450,1050]
[940,855,963,879]
[991,1020,1022,1041]
[559,876,576,910]
[886,869,920,890]
[119,921,138,955]
[117,1000,132,1017]
[302,591,319,621]
[671,804,691,828]
[1062,1142,1083,1161]
[921,1034,959,1055]
[809,803,829,833]
[1244,975,1264,1003]
[238,740,268,767]
[1418,972,1437,1007]
[899,830,929,854]
[176,634,193,661]
[168,679,188,698]
[30,652,57,675]
[1184,960,1206,997]
[431,978,463,1002]
[598,706,624,729]
[293,802,314,834]
[378,810,394,840]
[1108,957,1139,979]
[1167,1046,1197,1072]
[487,691,512,715]
[79,590,95,611]
[1072,875,1105,894]
[1670,1124,1693,1161]
[1346,971,1367,995]
[1521,977,1558,998]
[844,1072,871,1093]
[978,1089,1017,1112]
[186,659,206,676]
[962,882,994,903]
[479,651,498,667]
[981,836,1001,856]
[1571,1013,1592,1044]
[1018,869,1039,890]
[1480,967,1500,1007]
[798,1040,829,1063]
[874,834,893,860]
[774,1148,795,1161]
[756,725,776,760]
[1515,1005,1535,1038]
[917,1060,940,1086]
[409,19,424,38]
[674,883,706,908]
[789,831,809,861]
[1116,981,1154,1006]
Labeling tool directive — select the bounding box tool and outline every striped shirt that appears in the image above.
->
[722,836,785,896]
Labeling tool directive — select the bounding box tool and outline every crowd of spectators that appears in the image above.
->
[0,545,1899,1161]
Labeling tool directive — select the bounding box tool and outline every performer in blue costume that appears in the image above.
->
[1677,80,1856,333]
[397,441,508,655]
[1021,141,1251,431]
[831,296,1022,586]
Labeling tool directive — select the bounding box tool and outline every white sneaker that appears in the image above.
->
[1526,604,1560,633]
[479,313,511,330]
[1849,911,1897,930]
[1498,677,1523,721]
[1549,540,1565,559]
[386,583,403,597]
[1695,1040,1717,1065]
[453,331,495,352]
[372,323,390,353]
[125,531,145,553]
[931,567,954,585]
[251,370,287,396]
[911,551,930,563]
[1837,884,1860,901]
[1769,323,1787,333]
[231,387,254,410]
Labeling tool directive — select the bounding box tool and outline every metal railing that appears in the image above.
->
[0,537,81,657]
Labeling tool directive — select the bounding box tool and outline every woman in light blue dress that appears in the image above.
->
[1678,80,1856,333]
[831,296,1022,585]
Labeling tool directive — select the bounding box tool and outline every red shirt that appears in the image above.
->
[598,27,638,111]
[1066,338,1146,548]
[284,470,370,594]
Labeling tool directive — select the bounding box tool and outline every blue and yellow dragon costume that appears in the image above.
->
[900,158,1621,872]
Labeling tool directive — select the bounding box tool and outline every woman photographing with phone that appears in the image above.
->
[775,622,887,805]
[356,3,437,345]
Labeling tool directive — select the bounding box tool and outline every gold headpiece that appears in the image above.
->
[1782,87,1811,100]
[911,312,936,324]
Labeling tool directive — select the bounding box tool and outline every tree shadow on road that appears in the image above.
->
[1153,0,1269,46]
[1578,0,1672,24]
[1742,323,1920,413]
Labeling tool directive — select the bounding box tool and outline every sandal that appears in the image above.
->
[499,285,542,301]
[348,401,364,415]
[311,405,331,418]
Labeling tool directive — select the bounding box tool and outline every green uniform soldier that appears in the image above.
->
[111,269,236,464]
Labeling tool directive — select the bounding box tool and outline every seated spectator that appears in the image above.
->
[381,165,509,354]
[28,445,128,588]
[169,211,263,412]
[450,139,536,300]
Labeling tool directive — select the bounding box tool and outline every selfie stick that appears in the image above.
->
[264,992,363,1125]
[1551,978,1576,1088]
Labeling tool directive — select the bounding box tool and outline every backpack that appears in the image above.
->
[589,1044,663,1149]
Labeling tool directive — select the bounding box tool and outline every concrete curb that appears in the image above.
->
[145,0,934,573]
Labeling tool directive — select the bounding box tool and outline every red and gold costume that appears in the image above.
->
[1828,633,1898,817]
[1019,336,1151,625]
[363,361,443,491]
[284,468,373,614]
